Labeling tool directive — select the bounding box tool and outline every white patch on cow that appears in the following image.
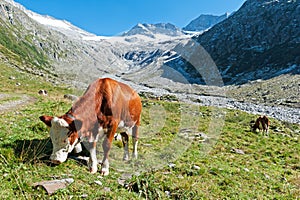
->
[74,142,82,153]
[97,127,107,140]
[118,120,125,128]
[117,120,135,134]
[114,133,122,141]
[88,146,98,174]
[49,117,77,163]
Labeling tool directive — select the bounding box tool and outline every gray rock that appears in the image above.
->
[94,180,102,186]
[64,94,79,101]
[231,148,245,155]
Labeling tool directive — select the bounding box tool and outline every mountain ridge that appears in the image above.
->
[197,0,300,84]
[0,0,299,91]
[183,13,229,32]
[161,0,300,85]
[122,23,184,38]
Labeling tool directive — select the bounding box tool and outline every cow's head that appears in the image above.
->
[39,115,82,164]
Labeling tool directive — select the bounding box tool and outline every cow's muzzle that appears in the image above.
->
[51,160,62,165]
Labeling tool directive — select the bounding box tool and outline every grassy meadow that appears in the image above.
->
[0,63,299,199]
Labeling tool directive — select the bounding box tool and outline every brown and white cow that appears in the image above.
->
[40,78,142,176]
[251,115,270,135]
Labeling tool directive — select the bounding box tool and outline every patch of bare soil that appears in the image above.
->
[0,94,35,113]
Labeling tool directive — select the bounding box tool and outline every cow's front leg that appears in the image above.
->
[87,141,98,174]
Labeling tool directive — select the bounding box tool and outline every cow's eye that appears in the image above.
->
[63,139,67,144]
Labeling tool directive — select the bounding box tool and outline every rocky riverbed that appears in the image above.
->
[138,85,300,125]
[183,94,300,125]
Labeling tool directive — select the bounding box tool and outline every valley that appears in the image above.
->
[0,61,299,199]
[0,0,299,198]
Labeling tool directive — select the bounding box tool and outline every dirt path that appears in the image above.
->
[0,93,35,113]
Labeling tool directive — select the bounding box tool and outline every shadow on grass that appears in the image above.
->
[1,138,90,166]
[2,137,53,164]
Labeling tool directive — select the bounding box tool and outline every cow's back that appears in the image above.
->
[95,78,142,127]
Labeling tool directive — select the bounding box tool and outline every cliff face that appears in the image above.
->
[194,0,300,84]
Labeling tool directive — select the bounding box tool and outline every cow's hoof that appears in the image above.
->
[132,153,138,160]
[89,167,98,174]
[123,156,129,161]
[100,169,109,176]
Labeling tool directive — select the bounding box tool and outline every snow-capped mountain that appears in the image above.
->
[160,0,300,85]
[183,13,229,32]
[122,23,184,38]
[1,0,130,86]
[27,12,99,40]
[0,0,192,89]
[3,0,100,40]
[1,0,299,90]
[25,8,110,41]
[118,0,300,87]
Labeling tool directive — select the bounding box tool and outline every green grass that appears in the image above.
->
[0,63,299,199]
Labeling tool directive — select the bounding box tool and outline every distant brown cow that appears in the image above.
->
[40,78,142,176]
[251,115,270,135]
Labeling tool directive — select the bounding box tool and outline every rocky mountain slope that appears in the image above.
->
[122,0,300,87]
[226,74,300,108]
[0,1,135,83]
[0,0,299,108]
[0,0,194,89]
[0,0,52,76]
[183,13,229,32]
[194,0,300,85]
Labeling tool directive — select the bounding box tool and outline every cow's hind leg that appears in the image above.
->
[101,122,117,176]
[101,137,110,176]
[132,125,139,159]
[120,132,129,161]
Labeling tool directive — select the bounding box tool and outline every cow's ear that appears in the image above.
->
[70,119,82,132]
[39,115,53,127]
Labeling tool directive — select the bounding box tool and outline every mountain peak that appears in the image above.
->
[183,13,229,32]
[122,22,183,38]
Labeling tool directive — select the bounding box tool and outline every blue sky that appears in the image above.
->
[14,0,246,36]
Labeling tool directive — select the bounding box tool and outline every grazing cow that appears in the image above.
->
[40,78,142,176]
[251,115,270,135]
